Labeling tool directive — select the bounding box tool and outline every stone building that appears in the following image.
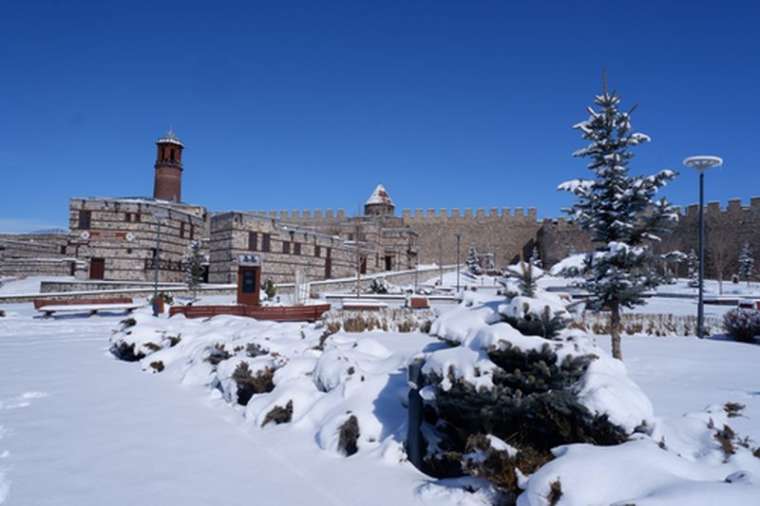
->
[65,132,208,282]
[0,232,82,278]
[5,129,757,285]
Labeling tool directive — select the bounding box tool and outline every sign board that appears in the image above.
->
[238,254,262,267]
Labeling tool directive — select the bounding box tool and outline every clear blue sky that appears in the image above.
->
[1,0,758,232]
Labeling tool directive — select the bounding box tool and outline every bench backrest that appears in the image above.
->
[33,297,133,310]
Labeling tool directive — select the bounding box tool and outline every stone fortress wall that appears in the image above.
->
[251,195,760,278]
[249,207,541,269]
[538,197,760,278]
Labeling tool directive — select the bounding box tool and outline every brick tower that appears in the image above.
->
[153,130,184,202]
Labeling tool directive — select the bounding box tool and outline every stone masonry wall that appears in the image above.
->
[68,198,206,282]
[209,212,366,285]
[251,207,540,270]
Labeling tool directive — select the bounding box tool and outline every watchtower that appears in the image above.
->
[364,184,395,216]
[153,129,184,202]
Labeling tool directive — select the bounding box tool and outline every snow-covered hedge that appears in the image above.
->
[109,313,411,461]
[723,308,760,343]
[418,291,760,503]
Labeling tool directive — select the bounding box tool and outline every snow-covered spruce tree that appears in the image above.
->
[184,241,205,301]
[531,244,542,268]
[687,249,699,287]
[465,246,482,276]
[559,87,678,360]
[738,242,754,286]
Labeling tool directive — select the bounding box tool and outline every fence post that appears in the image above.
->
[406,357,425,472]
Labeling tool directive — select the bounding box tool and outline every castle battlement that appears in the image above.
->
[678,196,760,219]
[248,206,541,224]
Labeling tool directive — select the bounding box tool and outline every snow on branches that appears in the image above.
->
[558,88,678,359]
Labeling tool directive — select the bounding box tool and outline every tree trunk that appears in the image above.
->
[610,303,623,361]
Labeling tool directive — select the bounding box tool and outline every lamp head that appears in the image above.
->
[683,155,723,172]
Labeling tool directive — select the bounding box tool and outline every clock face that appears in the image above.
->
[80,231,90,240]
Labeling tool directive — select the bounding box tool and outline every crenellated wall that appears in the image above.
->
[248,207,541,268]
[537,197,760,278]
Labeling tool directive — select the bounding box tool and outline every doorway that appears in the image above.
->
[89,258,105,280]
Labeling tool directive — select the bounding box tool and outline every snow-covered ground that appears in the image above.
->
[1,273,759,505]
[0,276,76,296]
[0,303,443,506]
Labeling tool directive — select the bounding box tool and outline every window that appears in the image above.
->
[248,231,258,251]
[326,247,332,259]
[170,149,175,162]
[125,213,131,222]
[348,233,354,241]
[262,233,271,252]
[135,213,141,222]
[180,222,186,239]
[282,241,291,254]
[190,224,194,240]
[59,245,66,255]
[314,245,321,258]
[294,242,301,255]
[78,210,91,230]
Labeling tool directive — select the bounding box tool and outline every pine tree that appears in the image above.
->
[184,241,206,301]
[687,249,699,287]
[531,245,542,268]
[465,246,482,275]
[738,242,754,286]
[558,85,678,360]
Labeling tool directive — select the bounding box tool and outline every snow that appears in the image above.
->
[0,276,76,296]
[0,304,449,506]
[2,269,760,504]
[365,184,394,206]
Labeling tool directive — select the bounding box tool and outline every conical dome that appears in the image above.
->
[364,184,395,216]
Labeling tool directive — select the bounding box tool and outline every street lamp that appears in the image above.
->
[152,206,170,316]
[683,155,723,338]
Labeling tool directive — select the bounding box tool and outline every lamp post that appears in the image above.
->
[152,206,170,316]
[455,233,461,293]
[683,155,723,338]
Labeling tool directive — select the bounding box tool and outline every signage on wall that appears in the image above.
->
[238,254,261,266]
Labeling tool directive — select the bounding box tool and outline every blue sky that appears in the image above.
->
[1,1,758,232]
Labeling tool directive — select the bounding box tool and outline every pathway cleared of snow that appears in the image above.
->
[0,305,439,506]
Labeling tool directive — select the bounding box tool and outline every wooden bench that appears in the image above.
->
[341,300,389,311]
[33,297,140,317]
[169,304,331,322]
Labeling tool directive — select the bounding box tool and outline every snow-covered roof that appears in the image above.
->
[156,129,183,147]
[365,184,394,207]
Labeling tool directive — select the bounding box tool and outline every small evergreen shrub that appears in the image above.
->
[150,360,165,373]
[723,308,760,343]
[368,277,389,294]
[421,342,629,490]
[110,342,144,362]
[206,343,232,365]
[502,306,567,339]
[261,400,294,427]
[263,279,276,300]
[338,415,360,456]
[231,362,274,405]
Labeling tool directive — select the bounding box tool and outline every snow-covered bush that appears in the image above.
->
[723,308,760,343]
[465,246,482,276]
[420,295,653,497]
[368,277,389,294]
